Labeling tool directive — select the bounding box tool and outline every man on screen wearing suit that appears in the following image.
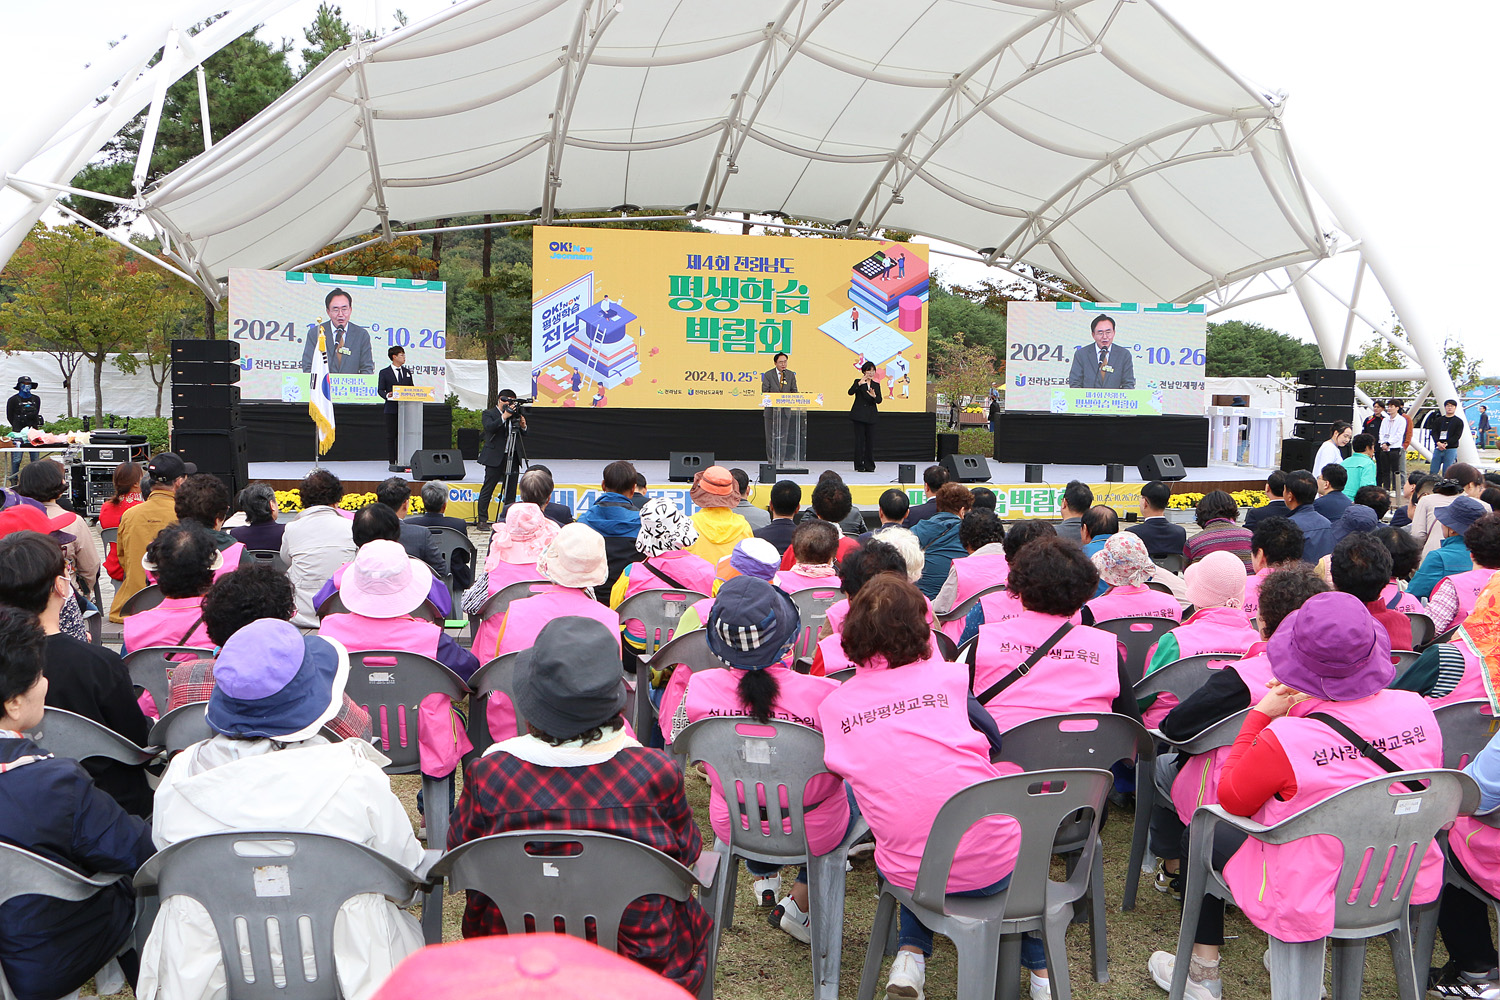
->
[378,346,415,468]
[1066,314,1135,389]
[299,287,375,375]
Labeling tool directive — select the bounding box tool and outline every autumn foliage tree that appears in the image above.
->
[930,331,1001,412]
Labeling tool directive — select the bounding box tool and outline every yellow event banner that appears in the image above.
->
[530,227,928,410]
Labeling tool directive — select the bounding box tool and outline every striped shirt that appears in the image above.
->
[1182,518,1253,569]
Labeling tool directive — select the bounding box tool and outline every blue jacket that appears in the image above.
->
[1408,535,1472,600]
[1289,504,1334,564]
[913,512,965,599]
[0,736,154,1000]
[577,492,641,538]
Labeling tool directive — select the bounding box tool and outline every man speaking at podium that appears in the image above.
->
[762,352,798,466]
[378,346,415,467]
[1066,314,1135,389]
[299,287,374,375]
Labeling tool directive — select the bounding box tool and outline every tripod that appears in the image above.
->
[498,409,528,508]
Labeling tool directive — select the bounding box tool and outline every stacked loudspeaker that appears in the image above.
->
[1281,367,1355,472]
[170,340,247,498]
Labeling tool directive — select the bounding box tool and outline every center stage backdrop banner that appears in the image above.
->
[1005,301,1206,416]
[530,227,929,410]
[228,269,448,403]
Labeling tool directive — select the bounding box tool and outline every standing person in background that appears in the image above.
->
[1377,400,1406,490]
[1313,421,1353,474]
[848,361,882,472]
[6,376,42,432]
[1340,434,1379,499]
[475,389,527,527]
[1361,399,1385,439]
[1431,399,1467,476]
[377,346,415,469]
[99,462,144,583]
[1478,404,1492,449]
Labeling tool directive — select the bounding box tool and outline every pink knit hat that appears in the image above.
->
[486,502,559,570]
[1184,550,1247,609]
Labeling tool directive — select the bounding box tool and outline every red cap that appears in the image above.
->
[0,503,76,543]
[370,936,694,1000]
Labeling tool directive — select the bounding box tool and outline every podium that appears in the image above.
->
[762,392,823,475]
[391,385,435,471]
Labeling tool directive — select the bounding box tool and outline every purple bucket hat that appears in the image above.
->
[1268,591,1393,701]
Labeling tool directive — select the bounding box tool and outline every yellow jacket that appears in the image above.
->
[686,508,752,566]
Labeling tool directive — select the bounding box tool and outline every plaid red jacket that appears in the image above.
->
[166,657,372,741]
[447,743,712,993]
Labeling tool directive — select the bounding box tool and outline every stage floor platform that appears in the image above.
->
[249,457,1271,522]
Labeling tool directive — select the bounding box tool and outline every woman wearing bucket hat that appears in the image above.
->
[463,502,558,655]
[663,577,851,946]
[1409,494,1488,600]
[139,619,426,1000]
[1146,591,1443,1000]
[447,617,713,993]
[1081,531,1182,626]
[609,496,715,654]
[318,539,480,681]
[672,537,782,641]
[819,573,1049,1000]
[685,466,752,565]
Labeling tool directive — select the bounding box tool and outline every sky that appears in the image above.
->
[3,0,1493,373]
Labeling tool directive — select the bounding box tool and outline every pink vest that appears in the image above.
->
[973,610,1120,734]
[826,594,935,637]
[317,612,441,659]
[1435,568,1496,631]
[1141,608,1260,730]
[1221,691,1443,941]
[681,666,849,855]
[122,596,211,657]
[497,590,621,659]
[1242,569,1272,619]
[776,567,841,594]
[215,542,245,583]
[1082,584,1182,625]
[1449,787,1500,897]
[486,559,543,597]
[1379,581,1424,615]
[950,552,1010,607]
[970,588,1026,633]
[818,655,1022,891]
[619,552,716,643]
[1428,639,1487,709]
[817,634,853,677]
[471,579,555,657]
[1169,651,1275,826]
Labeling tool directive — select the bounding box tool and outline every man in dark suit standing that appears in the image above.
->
[476,389,526,526]
[1243,470,1290,531]
[761,352,798,466]
[1066,314,1135,389]
[377,346,415,468]
[299,287,375,375]
[1125,480,1186,558]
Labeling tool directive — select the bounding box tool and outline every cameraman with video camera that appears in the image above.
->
[476,388,529,526]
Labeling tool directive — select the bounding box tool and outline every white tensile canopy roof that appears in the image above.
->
[0,0,1471,458]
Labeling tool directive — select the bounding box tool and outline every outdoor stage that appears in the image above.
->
[248,456,1271,523]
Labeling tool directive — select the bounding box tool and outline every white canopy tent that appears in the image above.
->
[0,0,1475,463]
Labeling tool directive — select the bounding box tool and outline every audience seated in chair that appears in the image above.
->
[1126,480,1187,560]
[818,574,1046,1000]
[404,481,474,590]
[375,476,445,576]
[1083,532,1183,625]
[577,461,643,598]
[226,482,285,552]
[0,606,155,1000]
[1242,517,1304,620]
[775,520,843,594]
[753,480,801,555]
[173,474,243,585]
[317,539,479,681]
[1145,591,1443,1000]
[313,503,453,618]
[121,522,220,656]
[809,538,915,676]
[611,497,715,654]
[165,565,371,740]
[502,466,574,527]
[779,477,862,571]
[672,536,780,640]
[447,616,713,993]
[1181,491,1252,569]
[139,619,425,1000]
[1331,531,1413,651]
[0,528,153,817]
[685,466,752,565]
[931,507,1008,617]
[15,458,101,600]
[956,519,1057,645]
[1426,512,1500,633]
[112,452,193,623]
[463,502,558,653]
[911,483,973,600]
[281,468,356,626]
[820,526,929,642]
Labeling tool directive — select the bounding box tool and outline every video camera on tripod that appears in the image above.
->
[500,395,535,413]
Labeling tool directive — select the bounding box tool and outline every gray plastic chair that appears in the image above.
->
[0,843,127,1000]
[932,629,959,662]
[464,651,524,756]
[936,583,1008,626]
[642,629,727,745]
[468,579,551,643]
[316,590,443,624]
[239,548,289,573]
[426,526,477,619]
[675,717,865,1000]
[122,645,214,715]
[1091,616,1178,686]
[1406,611,1438,650]
[1433,698,1498,770]
[100,526,118,547]
[1160,708,1253,757]
[23,707,157,766]
[828,667,857,683]
[1391,649,1421,676]
[1145,580,1176,596]
[789,587,843,661]
[1134,654,1243,720]
[134,831,426,1000]
[1168,769,1476,1000]
[429,830,719,999]
[1152,553,1187,575]
[616,587,710,656]
[147,703,214,755]
[119,583,165,618]
[996,711,1156,934]
[855,768,1114,1000]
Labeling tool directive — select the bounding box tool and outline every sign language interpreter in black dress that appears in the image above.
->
[849,361,882,472]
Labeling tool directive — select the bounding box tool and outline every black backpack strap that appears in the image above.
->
[644,557,691,592]
[1308,712,1425,792]
[976,622,1074,705]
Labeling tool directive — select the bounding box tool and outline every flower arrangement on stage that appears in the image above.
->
[274,489,426,515]
[1166,489,1268,511]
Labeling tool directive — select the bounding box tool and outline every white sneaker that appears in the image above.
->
[1030,972,1052,1000]
[887,951,926,1000]
[771,895,811,944]
[1148,951,1222,1000]
[752,874,781,907]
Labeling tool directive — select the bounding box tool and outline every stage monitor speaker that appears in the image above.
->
[410,450,466,481]
[1298,367,1356,388]
[170,360,241,385]
[172,427,248,480]
[1280,437,1316,473]
[1024,464,1044,483]
[669,452,712,482]
[455,428,482,461]
[1295,385,1355,406]
[1294,404,1353,425]
[1136,453,1187,482]
[758,463,778,485]
[1105,464,1125,482]
[171,339,240,362]
[941,454,989,483]
[898,463,916,484]
[936,432,960,461]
